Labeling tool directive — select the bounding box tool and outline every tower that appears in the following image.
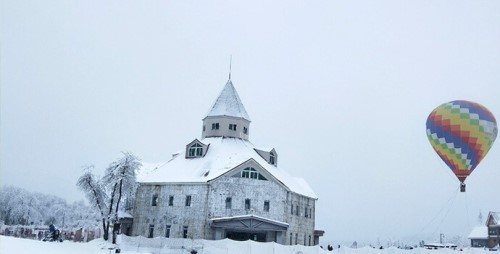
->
[202,80,251,140]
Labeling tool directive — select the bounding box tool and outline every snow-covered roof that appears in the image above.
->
[205,80,251,121]
[118,211,133,219]
[137,137,317,199]
[210,214,289,227]
[490,212,500,225]
[468,226,488,239]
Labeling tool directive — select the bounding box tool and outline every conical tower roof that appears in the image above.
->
[205,80,251,121]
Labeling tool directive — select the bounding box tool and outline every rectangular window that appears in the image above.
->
[304,235,306,246]
[148,224,154,238]
[296,205,299,216]
[203,125,205,131]
[304,207,308,218]
[243,127,248,134]
[168,196,174,206]
[183,226,188,238]
[291,204,294,215]
[212,123,216,130]
[309,208,312,218]
[264,201,270,212]
[225,197,232,209]
[295,233,298,245]
[151,194,158,206]
[308,235,311,246]
[245,199,251,210]
[215,123,219,129]
[229,124,237,131]
[165,225,171,238]
[289,233,292,245]
[489,228,498,235]
[185,195,191,206]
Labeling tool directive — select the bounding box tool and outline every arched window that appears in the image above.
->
[188,143,203,157]
[241,167,267,180]
[241,167,258,179]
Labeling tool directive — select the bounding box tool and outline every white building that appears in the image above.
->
[131,79,324,245]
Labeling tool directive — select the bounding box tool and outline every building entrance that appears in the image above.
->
[226,231,266,242]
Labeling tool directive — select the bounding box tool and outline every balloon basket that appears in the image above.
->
[460,183,466,192]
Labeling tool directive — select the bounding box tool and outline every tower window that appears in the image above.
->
[225,197,232,209]
[188,143,203,157]
[243,127,248,134]
[212,123,219,130]
[229,124,237,131]
[270,152,275,165]
[245,199,251,210]
[203,125,205,131]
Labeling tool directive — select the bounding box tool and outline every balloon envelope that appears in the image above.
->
[426,100,497,183]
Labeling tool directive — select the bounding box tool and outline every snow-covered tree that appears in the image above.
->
[0,185,99,228]
[77,152,141,243]
[102,152,141,244]
[76,165,108,239]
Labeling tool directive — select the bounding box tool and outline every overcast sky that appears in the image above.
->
[1,0,500,246]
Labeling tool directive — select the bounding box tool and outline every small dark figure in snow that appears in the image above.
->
[327,245,333,251]
[45,224,62,242]
[379,246,384,249]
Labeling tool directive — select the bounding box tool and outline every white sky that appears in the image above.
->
[1,0,500,246]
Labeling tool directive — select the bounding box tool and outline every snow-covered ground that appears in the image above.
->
[0,235,496,254]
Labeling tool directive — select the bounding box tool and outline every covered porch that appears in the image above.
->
[209,215,289,244]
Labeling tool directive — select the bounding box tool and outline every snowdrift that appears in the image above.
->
[1,235,496,254]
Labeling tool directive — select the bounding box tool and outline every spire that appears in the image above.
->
[205,80,251,121]
[228,55,232,80]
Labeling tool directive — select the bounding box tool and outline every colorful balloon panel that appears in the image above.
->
[426,100,497,182]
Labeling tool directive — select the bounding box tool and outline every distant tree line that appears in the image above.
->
[0,185,99,228]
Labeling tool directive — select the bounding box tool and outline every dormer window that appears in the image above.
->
[229,124,237,131]
[270,152,275,165]
[188,143,203,157]
[211,123,219,130]
[243,127,248,134]
[185,139,208,159]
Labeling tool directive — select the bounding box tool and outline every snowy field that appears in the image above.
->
[0,235,496,254]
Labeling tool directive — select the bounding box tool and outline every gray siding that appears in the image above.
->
[132,184,209,239]
[132,174,316,245]
[202,116,250,140]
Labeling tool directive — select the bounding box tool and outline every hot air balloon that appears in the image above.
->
[426,100,497,192]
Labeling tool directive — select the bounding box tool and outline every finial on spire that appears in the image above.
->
[229,55,232,80]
